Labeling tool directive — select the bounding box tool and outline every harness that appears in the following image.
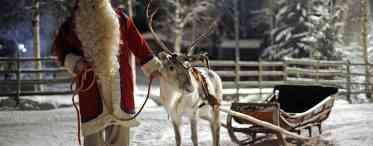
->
[169,53,219,107]
[191,67,220,107]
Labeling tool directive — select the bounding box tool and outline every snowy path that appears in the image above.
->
[1,102,373,146]
[0,107,233,146]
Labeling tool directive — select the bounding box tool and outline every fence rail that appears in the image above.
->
[0,57,372,103]
[210,59,373,102]
[0,57,72,98]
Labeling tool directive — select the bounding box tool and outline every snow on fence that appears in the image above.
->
[210,58,373,102]
[0,57,372,103]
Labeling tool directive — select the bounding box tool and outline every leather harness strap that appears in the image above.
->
[191,67,220,106]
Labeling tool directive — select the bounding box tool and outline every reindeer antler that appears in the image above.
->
[187,19,218,55]
[146,0,216,70]
[146,0,173,54]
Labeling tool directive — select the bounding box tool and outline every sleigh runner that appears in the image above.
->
[226,85,338,145]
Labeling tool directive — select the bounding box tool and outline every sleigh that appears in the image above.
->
[226,85,338,145]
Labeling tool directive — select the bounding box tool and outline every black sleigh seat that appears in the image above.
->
[271,85,339,130]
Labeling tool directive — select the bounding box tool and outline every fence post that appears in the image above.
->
[283,59,288,83]
[234,60,240,102]
[16,48,21,105]
[258,59,263,99]
[316,59,320,83]
[366,62,372,101]
[369,64,373,102]
[346,60,352,103]
[233,0,240,102]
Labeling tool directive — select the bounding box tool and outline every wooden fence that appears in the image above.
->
[0,57,72,99]
[210,58,373,102]
[0,57,372,103]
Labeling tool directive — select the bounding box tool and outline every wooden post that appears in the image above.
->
[316,59,320,83]
[16,48,21,105]
[234,0,240,101]
[258,59,263,99]
[273,103,286,145]
[346,60,352,103]
[361,0,371,100]
[283,59,288,83]
[32,0,42,92]
[367,63,373,98]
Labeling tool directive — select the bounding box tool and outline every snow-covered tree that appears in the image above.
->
[216,0,272,40]
[368,0,373,64]
[261,0,342,60]
[154,0,217,54]
[307,0,344,60]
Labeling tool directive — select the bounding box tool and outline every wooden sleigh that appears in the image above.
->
[226,85,338,145]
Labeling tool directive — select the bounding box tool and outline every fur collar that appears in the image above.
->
[75,0,120,112]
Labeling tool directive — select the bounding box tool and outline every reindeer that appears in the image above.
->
[146,2,222,146]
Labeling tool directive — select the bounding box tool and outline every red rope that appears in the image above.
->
[70,68,95,145]
[72,94,82,145]
[71,70,155,145]
[110,73,155,121]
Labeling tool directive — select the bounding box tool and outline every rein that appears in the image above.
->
[71,68,96,145]
[70,68,155,145]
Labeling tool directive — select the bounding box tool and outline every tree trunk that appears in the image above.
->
[361,0,371,100]
[174,0,183,54]
[234,0,240,101]
[127,0,134,17]
[32,0,42,91]
[369,0,373,19]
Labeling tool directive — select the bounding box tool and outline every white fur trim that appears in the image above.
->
[64,53,81,74]
[76,0,121,120]
[111,72,123,118]
[81,111,140,136]
[141,57,161,77]
[83,70,139,137]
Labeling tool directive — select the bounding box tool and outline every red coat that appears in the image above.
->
[53,8,155,122]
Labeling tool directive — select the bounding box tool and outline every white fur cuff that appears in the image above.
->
[141,57,161,77]
[64,53,82,74]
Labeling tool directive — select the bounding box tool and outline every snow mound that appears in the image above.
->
[0,98,57,111]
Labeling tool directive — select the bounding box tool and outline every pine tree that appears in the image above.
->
[261,0,342,60]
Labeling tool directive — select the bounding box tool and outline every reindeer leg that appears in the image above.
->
[191,113,199,146]
[210,105,220,146]
[172,119,182,146]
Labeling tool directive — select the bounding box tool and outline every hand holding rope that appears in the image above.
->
[70,67,155,145]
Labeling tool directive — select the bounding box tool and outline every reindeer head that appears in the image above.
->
[158,52,194,92]
[146,0,215,92]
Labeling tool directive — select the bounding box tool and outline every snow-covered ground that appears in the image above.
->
[0,99,233,146]
[1,95,373,146]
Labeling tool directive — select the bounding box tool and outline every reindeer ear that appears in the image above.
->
[158,51,170,61]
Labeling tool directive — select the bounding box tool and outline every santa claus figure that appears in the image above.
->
[52,0,161,145]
